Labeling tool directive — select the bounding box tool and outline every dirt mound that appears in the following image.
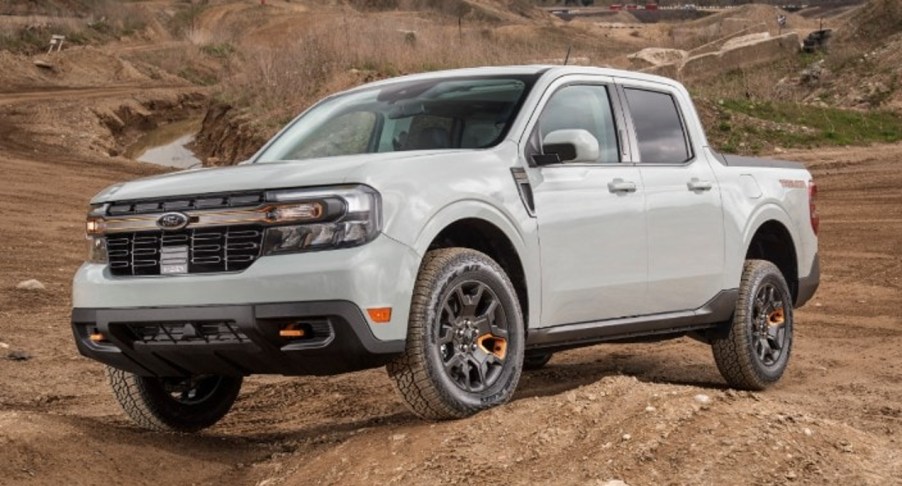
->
[0,46,180,91]
[344,0,542,22]
[0,0,104,16]
[605,10,640,24]
[239,375,899,485]
[839,0,902,43]
[689,4,815,32]
[671,3,816,48]
[790,0,902,110]
[628,47,687,69]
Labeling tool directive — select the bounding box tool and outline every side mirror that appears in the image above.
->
[538,129,599,165]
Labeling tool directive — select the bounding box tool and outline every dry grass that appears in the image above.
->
[687,55,806,102]
[219,15,580,126]
[0,15,84,31]
[0,1,152,54]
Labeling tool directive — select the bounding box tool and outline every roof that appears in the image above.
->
[342,64,681,96]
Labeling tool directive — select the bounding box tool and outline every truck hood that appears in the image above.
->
[91,151,462,203]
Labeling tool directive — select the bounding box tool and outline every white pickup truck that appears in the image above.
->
[72,66,819,432]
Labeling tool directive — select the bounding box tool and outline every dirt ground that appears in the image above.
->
[1,1,901,485]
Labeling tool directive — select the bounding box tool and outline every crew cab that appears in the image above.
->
[72,66,819,432]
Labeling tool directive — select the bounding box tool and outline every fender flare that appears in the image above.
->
[741,203,802,275]
[409,199,541,328]
[411,199,529,258]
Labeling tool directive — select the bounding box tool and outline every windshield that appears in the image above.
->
[255,75,538,162]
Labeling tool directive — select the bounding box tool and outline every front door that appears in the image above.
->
[526,82,649,326]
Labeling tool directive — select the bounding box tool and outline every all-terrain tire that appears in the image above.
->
[523,352,553,370]
[387,248,525,420]
[711,260,794,390]
[106,366,242,433]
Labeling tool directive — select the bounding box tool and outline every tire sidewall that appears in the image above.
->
[422,254,524,412]
[741,265,794,383]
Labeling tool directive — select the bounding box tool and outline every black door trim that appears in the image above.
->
[526,289,738,351]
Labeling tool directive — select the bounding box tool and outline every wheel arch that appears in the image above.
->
[744,218,799,303]
[413,204,532,328]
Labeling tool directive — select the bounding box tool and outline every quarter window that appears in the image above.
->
[624,88,692,164]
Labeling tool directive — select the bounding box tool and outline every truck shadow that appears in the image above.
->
[515,345,730,400]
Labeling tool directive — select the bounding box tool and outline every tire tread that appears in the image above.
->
[387,248,523,420]
[712,259,792,390]
[106,366,174,432]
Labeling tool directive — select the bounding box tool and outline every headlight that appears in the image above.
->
[85,204,108,263]
[261,185,381,254]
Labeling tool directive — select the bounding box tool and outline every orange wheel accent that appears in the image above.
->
[477,333,507,360]
[768,308,785,326]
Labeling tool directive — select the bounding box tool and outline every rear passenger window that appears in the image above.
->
[537,85,620,164]
[624,88,692,164]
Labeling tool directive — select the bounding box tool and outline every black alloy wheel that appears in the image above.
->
[160,375,226,405]
[437,280,510,393]
[750,282,789,367]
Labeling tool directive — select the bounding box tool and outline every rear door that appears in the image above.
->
[618,81,725,313]
[522,77,648,326]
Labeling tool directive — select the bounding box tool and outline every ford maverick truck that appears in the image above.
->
[72,66,819,432]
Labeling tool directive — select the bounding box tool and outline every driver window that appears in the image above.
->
[537,85,620,164]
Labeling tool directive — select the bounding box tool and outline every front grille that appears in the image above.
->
[127,321,248,344]
[107,225,264,276]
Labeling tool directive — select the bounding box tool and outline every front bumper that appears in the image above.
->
[72,301,404,377]
[72,235,420,342]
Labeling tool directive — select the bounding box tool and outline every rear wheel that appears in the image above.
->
[106,366,242,432]
[388,248,525,420]
[711,260,794,390]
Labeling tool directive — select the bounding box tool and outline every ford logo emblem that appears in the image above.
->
[156,212,189,231]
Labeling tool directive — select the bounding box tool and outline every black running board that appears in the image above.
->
[526,290,738,352]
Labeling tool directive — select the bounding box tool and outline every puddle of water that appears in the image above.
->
[137,133,203,169]
[127,118,204,169]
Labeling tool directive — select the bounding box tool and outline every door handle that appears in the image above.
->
[688,178,713,192]
[608,179,637,193]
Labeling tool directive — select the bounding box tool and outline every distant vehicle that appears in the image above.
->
[73,66,820,432]
[610,4,623,10]
[645,3,659,10]
[626,4,639,10]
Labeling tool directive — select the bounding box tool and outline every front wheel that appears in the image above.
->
[106,367,242,432]
[711,260,794,390]
[387,248,525,420]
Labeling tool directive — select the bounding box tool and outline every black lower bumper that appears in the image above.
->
[795,253,820,308]
[71,301,405,377]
